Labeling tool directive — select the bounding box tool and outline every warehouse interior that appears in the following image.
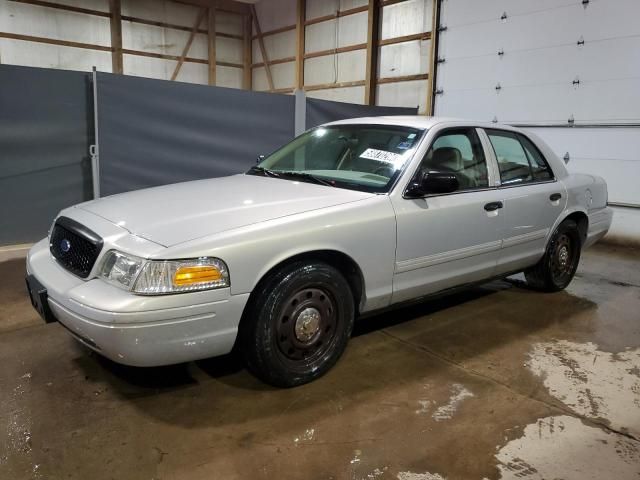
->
[1,0,639,479]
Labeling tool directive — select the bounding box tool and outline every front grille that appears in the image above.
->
[50,217,103,278]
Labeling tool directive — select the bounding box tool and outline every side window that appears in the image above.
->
[419,128,489,191]
[518,134,554,181]
[486,130,533,185]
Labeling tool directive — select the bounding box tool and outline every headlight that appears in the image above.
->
[100,251,145,290]
[133,258,229,294]
[99,251,229,295]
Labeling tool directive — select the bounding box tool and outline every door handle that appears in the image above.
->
[550,193,562,201]
[484,201,503,212]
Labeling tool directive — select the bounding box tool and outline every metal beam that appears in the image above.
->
[109,0,123,74]
[251,4,274,92]
[171,7,207,81]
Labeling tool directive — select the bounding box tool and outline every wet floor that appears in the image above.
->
[1,244,639,479]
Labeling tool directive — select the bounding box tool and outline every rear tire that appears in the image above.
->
[525,219,581,292]
[239,261,355,387]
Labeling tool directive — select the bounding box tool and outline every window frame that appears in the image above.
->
[484,128,556,188]
[402,126,495,199]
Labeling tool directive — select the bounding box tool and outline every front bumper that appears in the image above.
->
[27,239,249,367]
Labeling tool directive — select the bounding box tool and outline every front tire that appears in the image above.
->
[239,261,355,387]
[525,219,582,292]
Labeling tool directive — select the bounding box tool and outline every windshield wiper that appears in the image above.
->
[278,171,336,187]
[247,165,281,178]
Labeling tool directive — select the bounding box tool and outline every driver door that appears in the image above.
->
[390,127,504,303]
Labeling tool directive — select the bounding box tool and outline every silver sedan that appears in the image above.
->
[26,117,612,386]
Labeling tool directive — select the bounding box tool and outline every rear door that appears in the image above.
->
[390,127,504,304]
[482,129,567,274]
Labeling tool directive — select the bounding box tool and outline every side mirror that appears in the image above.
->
[256,154,265,164]
[405,171,459,198]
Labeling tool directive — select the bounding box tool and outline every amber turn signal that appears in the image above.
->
[173,265,222,286]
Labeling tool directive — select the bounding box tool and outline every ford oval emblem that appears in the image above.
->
[60,239,71,253]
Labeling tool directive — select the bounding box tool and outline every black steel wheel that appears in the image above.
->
[525,219,582,292]
[239,261,354,387]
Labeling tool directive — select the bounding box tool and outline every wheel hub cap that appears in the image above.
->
[294,307,321,343]
[558,246,569,267]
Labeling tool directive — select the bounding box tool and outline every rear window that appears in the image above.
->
[486,129,554,185]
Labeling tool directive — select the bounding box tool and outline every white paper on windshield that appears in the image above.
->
[359,148,402,164]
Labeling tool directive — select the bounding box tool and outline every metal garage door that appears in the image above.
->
[433,0,640,206]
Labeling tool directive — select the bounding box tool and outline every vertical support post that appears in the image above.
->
[109,0,123,74]
[243,12,252,90]
[294,89,306,137]
[295,0,306,90]
[364,0,380,105]
[91,67,100,199]
[425,0,440,115]
[251,4,274,92]
[208,4,217,85]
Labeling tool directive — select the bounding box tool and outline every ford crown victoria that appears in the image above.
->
[26,117,612,386]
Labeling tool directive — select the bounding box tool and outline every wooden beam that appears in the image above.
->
[8,0,109,17]
[109,0,123,74]
[295,0,305,90]
[251,4,274,92]
[121,15,241,39]
[251,24,296,41]
[304,80,365,92]
[377,73,428,84]
[174,0,250,16]
[121,48,242,68]
[304,4,368,26]
[379,31,430,47]
[243,13,252,89]
[304,42,366,60]
[380,0,410,7]
[207,5,216,85]
[251,56,295,69]
[171,7,206,81]
[426,0,439,115]
[0,31,112,52]
[217,60,243,68]
[364,0,380,105]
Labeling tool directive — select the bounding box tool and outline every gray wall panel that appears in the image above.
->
[0,65,93,246]
[306,97,418,129]
[97,73,296,196]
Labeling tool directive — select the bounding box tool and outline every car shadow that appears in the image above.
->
[69,274,598,433]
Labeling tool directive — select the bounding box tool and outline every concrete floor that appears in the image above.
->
[1,245,639,480]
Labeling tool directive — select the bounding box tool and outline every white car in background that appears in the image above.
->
[26,117,612,387]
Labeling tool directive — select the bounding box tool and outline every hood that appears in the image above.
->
[77,174,374,247]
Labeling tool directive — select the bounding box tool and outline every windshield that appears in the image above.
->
[247,124,425,193]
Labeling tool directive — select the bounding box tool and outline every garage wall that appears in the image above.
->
[434,0,640,240]
[252,0,434,112]
[0,0,244,87]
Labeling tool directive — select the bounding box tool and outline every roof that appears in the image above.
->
[324,116,469,129]
[324,115,523,132]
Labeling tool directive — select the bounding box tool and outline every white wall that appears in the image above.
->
[435,0,640,240]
